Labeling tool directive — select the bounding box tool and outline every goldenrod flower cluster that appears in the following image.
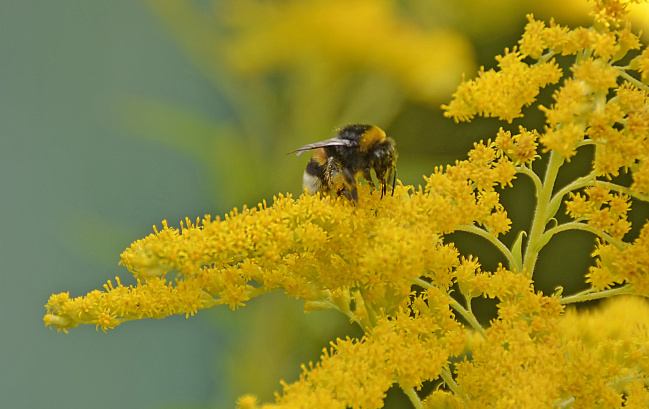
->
[220,0,474,101]
[45,1,649,408]
[44,155,514,333]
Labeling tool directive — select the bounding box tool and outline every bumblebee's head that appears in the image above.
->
[344,125,398,197]
[371,137,397,197]
[338,123,397,179]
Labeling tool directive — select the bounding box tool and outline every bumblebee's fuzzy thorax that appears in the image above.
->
[291,124,397,202]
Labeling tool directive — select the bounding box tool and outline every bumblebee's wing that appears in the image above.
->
[288,137,356,156]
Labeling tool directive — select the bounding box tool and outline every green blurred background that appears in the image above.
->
[3,1,648,409]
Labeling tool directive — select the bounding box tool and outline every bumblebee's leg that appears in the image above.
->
[374,169,387,198]
[339,168,358,202]
[326,158,341,194]
[325,157,358,202]
[362,168,376,191]
[338,186,358,202]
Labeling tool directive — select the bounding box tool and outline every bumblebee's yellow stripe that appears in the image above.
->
[311,148,328,165]
[359,126,386,152]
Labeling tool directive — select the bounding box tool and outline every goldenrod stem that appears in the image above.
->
[401,386,424,409]
[540,221,623,250]
[411,278,484,334]
[516,165,543,196]
[456,225,517,271]
[560,285,636,304]
[523,151,565,277]
[441,366,469,404]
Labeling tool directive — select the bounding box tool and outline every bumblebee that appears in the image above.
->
[290,124,397,202]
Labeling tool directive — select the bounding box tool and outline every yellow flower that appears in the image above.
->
[540,78,590,128]
[589,223,649,294]
[565,185,633,240]
[236,394,260,409]
[44,3,649,408]
[590,0,639,27]
[559,296,649,377]
[455,289,565,409]
[518,14,550,59]
[540,121,587,160]
[512,127,540,164]
[267,295,464,409]
[587,184,613,205]
[443,48,562,123]
[586,260,618,291]
[625,380,649,408]
[493,126,542,166]
[221,0,474,102]
[632,47,649,83]
[492,159,517,188]
[484,210,512,237]
[565,192,590,218]
[422,390,464,409]
[45,153,515,332]
[633,159,649,194]
[572,58,619,89]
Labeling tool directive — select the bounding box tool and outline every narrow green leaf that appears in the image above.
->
[510,230,527,273]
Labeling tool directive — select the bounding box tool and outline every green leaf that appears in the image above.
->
[510,230,527,273]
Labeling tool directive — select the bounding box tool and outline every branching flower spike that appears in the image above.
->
[45,1,649,408]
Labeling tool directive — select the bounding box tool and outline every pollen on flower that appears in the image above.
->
[494,126,539,165]
[572,58,619,90]
[95,310,119,332]
[566,192,590,218]
[518,14,548,59]
[236,394,260,409]
[632,47,649,83]
[589,223,649,295]
[586,184,612,206]
[45,178,504,332]
[468,141,496,167]
[559,296,649,375]
[442,48,562,123]
[484,210,512,236]
[590,0,634,27]
[492,159,517,188]
[541,121,586,159]
[221,0,473,102]
[565,184,633,240]
[586,261,616,291]
[632,160,649,194]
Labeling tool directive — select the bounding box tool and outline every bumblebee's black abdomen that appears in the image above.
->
[305,155,327,180]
